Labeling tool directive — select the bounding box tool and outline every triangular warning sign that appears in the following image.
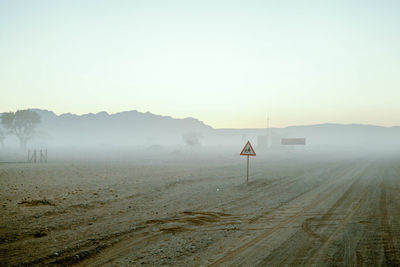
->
[240,141,256,156]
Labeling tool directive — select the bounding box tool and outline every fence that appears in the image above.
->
[28,149,48,163]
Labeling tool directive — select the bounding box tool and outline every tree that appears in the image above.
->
[1,110,41,150]
[0,128,4,148]
[182,132,203,151]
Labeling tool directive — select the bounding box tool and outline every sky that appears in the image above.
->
[1,0,399,128]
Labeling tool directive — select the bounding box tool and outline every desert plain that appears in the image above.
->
[1,150,400,266]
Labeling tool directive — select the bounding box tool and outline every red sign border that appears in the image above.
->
[240,141,256,156]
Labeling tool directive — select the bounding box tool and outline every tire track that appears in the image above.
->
[256,161,378,267]
[75,161,363,266]
[208,163,368,267]
[304,184,370,266]
[4,159,372,266]
[380,182,400,266]
[301,176,363,243]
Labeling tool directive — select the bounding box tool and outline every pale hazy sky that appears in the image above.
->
[1,0,399,128]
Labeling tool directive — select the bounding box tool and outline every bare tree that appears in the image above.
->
[182,132,203,151]
[1,110,41,150]
[0,128,4,148]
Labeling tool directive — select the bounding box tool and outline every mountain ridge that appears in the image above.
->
[1,109,399,148]
[2,108,398,130]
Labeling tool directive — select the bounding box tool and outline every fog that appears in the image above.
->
[2,108,400,266]
[0,108,399,163]
[2,1,400,265]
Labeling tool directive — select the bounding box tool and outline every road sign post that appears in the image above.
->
[246,155,249,182]
[240,141,256,182]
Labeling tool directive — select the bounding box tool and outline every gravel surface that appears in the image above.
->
[1,151,400,266]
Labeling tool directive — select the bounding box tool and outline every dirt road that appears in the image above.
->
[1,152,400,266]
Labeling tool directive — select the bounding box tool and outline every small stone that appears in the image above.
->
[34,232,47,238]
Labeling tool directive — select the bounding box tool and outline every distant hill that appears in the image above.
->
[215,124,400,148]
[1,109,399,149]
[28,109,213,147]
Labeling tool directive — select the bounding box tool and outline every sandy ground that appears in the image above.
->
[1,151,400,266]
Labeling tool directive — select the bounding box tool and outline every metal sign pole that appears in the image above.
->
[247,155,249,182]
[240,141,255,183]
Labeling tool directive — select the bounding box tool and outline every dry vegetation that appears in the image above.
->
[1,151,400,266]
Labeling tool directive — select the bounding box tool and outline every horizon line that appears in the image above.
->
[1,108,398,130]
